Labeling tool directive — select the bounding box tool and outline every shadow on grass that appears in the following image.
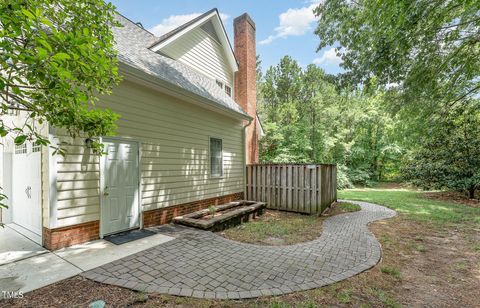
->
[339,189,480,227]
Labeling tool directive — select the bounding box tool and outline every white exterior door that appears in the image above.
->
[101,139,140,235]
[11,142,42,239]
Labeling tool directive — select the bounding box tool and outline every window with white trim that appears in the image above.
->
[14,143,27,154]
[210,138,223,177]
[32,142,41,152]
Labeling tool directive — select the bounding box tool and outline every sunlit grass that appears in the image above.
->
[339,188,480,228]
[380,266,402,279]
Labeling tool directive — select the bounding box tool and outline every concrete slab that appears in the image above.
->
[0,225,47,266]
[55,233,175,271]
[0,252,81,293]
[0,229,175,294]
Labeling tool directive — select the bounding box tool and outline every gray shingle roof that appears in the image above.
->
[113,14,249,119]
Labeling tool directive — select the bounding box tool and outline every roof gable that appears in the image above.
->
[112,14,250,120]
[149,9,238,73]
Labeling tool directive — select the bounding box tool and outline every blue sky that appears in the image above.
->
[109,0,343,75]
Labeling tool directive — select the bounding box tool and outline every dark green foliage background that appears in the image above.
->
[257,0,480,196]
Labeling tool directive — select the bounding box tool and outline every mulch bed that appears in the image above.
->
[2,276,140,307]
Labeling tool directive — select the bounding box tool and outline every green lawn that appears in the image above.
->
[339,188,480,228]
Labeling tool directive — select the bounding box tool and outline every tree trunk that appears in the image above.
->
[468,187,475,199]
[311,110,316,162]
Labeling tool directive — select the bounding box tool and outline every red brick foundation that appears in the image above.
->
[143,192,244,227]
[43,220,100,250]
[42,193,244,249]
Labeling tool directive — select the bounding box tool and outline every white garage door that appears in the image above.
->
[11,142,42,241]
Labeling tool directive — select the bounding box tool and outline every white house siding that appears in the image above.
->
[160,26,234,91]
[53,79,244,228]
[54,135,100,228]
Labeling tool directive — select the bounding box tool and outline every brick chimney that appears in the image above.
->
[234,13,258,164]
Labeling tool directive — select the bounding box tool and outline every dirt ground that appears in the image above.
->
[2,200,479,307]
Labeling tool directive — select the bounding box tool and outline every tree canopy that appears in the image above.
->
[314,0,480,111]
[258,56,402,188]
[402,101,480,198]
[0,0,121,153]
[0,0,121,216]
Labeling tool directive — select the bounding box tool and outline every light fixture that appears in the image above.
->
[85,138,94,148]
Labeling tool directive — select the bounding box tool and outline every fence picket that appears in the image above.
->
[245,164,336,214]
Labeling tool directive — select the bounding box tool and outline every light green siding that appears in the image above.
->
[53,79,244,228]
[160,25,234,91]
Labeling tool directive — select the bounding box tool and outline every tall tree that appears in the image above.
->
[403,102,480,198]
[0,0,121,154]
[258,57,402,186]
[0,0,121,218]
[314,0,480,111]
[259,56,307,162]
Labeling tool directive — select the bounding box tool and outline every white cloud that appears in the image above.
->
[149,13,230,37]
[313,48,342,66]
[259,35,276,45]
[259,2,321,45]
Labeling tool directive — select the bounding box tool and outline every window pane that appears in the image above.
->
[210,138,223,177]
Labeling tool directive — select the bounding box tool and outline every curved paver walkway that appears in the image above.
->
[82,200,396,299]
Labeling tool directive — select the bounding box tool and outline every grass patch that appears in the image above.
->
[219,202,361,245]
[380,266,402,279]
[415,244,427,252]
[219,210,321,245]
[326,202,361,215]
[369,287,401,308]
[337,288,353,303]
[268,302,290,308]
[338,189,480,228]
[472,244,480,252]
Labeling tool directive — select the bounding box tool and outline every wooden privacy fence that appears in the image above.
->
[246,164,337,214]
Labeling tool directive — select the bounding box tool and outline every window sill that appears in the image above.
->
[210,175,224,180]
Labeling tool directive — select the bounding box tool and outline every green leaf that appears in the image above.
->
[37,47,48,59]
[0,126,8,137]
[21,9,36,20]
[40,17,53,28]
[37,39,52,53]
[57,68,72,79]
[52,52,71,61]
[14,135,27,145]
[12,86,21,95]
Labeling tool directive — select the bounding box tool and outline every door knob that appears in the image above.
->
[103,186,109,196]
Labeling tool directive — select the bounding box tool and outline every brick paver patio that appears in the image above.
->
[82,200,396,299]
